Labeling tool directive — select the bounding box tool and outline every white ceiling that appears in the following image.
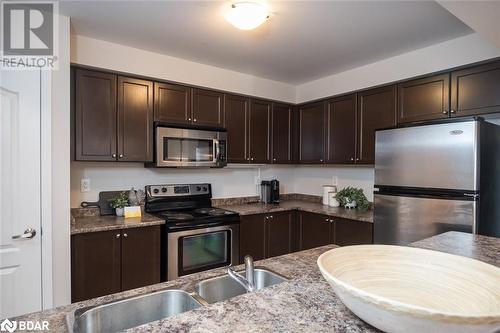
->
[61,1,473,84]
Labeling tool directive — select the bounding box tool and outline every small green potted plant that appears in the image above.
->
[336,187,370,211]
[109,192,129,217]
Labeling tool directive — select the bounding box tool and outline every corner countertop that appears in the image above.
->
[12,231,499,332]
[215,200,374,223]
[71,213,165,235]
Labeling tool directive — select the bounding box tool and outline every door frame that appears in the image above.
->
[40,70,54,309]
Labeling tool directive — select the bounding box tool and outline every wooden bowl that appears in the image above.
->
[317,245,500,333]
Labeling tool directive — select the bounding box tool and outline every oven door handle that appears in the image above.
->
[168,221,233,231]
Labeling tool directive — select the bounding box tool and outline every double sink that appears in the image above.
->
[68,268,287,333]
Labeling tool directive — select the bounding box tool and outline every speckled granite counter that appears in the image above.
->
[215,200,373,223]
[12,231,499,332]
[71,213,165,235]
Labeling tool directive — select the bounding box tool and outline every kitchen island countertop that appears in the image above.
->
[13,231,499,332]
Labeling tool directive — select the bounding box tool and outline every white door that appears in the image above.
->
[0,68,42,318]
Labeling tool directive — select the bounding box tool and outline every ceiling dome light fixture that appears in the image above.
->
[225,2,270,30]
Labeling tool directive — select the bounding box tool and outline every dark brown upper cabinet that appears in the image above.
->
[451,60,500,117]
[75,69,117,161]
[117,76,153,162]
[271,103,293,164]
[224,94,249,163]
[357,85,396,164]
[191,88,224,127]
[326,94,357,164]
[397,73,450,124]
[154,82,191,125]
[248,99,271,163]
[299,101,326,164]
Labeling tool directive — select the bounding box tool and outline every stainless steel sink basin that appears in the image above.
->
[195,268,288,304]
[67,289,203,333]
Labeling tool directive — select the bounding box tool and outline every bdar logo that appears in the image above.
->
[0,319,17,333]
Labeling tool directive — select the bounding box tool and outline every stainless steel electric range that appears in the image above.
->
[145,183,240,281]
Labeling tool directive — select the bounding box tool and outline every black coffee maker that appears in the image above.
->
[260,179,280,204]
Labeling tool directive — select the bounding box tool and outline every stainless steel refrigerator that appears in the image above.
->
[374,119,500,245]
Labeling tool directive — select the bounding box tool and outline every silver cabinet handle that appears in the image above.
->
[119,154,124,158]
[116,233,121,238]
[250,157,254,161]
[356,158,360,161]
[320,159,323,162]
[450,109,456,114]
[442,110,448,114]
[325,218,329,222]
[273,158,277,162]
[350,157,354,161]
[123,233,128,238]
[193,118,197,122]
[112,153,116,158]
[188,118,192,121]
[12,228,36,239]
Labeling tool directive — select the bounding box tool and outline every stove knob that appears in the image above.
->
[161,187,167,193]
[196,186,202,192]
[153,188,159,194]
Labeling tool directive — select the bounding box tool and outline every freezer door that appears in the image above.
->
[374,194,474,245]
[375,121,478,190]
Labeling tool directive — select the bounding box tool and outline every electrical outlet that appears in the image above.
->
[81,178,90,193]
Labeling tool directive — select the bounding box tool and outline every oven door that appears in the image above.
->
[156,127,221,167]
[167,224,239,280]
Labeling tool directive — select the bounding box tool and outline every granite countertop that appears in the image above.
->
[215,200,374,223]
[13,231,499,332]
[71,213,165,235]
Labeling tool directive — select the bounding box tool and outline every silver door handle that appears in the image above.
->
[12,228,36,239]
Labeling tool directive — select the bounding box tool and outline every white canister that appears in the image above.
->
[328,192,340,207]
[322,185,337,205]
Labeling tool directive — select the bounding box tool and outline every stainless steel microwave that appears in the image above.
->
[155,127,227,167]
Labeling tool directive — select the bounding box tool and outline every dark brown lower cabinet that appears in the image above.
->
[334,218,373,246]
[239,211,296,263]
[299,211,333,250]
[239,214,267,263]
[71,226,160,302]
[299,211,373,250]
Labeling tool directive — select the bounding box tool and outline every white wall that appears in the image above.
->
[296,33,500,103]
[293,166,375,201]
[71,35,296,103]
[70,163,295,208]
[51,15,71,307]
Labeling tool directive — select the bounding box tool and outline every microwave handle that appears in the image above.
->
[214,139,220,162]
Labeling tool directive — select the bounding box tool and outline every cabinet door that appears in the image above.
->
[117,76,153,162]
[121,226,161,291]
[299,102,325,164]
[397,74,450,123]
[334,218,373,246]
[75,69,117,161]
[248,99,271,163]
[239,214,266,263]
[357,86,396,164]
[299,212,333,250]
[154,82,191,124]
[71,230,121,302]
[271,103,293,164]
[326,94,357,164]
[224,94,249,163]
[192,88,224,127]
[267,212,293,258]
[451,61,500,117]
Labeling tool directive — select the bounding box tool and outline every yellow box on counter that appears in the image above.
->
[124,206,142,218]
